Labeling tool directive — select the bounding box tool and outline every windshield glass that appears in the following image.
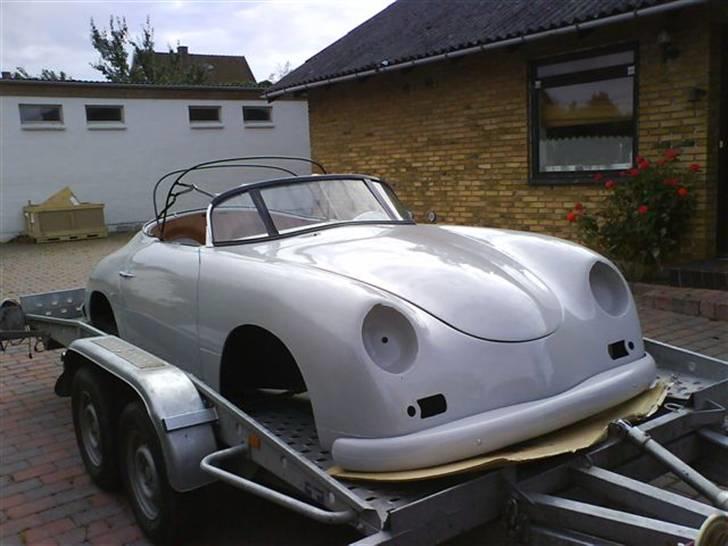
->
[211,178,409,244]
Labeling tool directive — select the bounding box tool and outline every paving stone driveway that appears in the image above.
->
[1,236,726,545]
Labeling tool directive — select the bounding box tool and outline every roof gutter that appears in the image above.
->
[265,0,706,99]
[0,79,263,92]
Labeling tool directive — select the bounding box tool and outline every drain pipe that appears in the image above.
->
[265,0,707,99]
[612,419,728,510]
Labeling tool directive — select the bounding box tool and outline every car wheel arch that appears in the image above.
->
[88,291,119,336]
[219,324,308,398]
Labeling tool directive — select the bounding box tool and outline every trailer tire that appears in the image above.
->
[119,401,194,545]
[71,366,121,491]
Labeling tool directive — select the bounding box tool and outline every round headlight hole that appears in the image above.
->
[407,406,416,417]
[362,305,418,373]
[589,262,629,316]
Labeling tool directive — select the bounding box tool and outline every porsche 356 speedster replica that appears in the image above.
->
[86,157,656,472]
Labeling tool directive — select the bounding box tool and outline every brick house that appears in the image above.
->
[266,0,728,264]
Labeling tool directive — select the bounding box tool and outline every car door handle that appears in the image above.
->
[118,271,135,278]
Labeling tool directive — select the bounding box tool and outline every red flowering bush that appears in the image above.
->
[567,149,697,272]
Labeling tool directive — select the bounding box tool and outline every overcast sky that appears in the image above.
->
[0,0,394,82]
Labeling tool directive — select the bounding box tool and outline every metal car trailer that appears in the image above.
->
[2,288,727,546]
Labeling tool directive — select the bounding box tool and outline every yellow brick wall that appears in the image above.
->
[308,7,719,261]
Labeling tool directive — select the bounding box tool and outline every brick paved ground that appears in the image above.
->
[637,304,728,361]
[1,236,726,545]
[0,234,134,302]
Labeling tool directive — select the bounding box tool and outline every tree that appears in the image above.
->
[90,16,131,82]
[89,16,208,84]
[268,61,293,83]
[12,67,71,80]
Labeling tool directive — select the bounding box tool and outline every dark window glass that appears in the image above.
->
[532,48,636,178]
[86,105,123,122]
[243,106,272,122]
[19,104,62,123]
[189,106,221,122]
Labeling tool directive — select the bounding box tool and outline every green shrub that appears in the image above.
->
[566,149,697,275]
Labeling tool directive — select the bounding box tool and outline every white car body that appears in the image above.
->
[86,171,656,472]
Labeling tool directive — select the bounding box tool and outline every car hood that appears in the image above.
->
[239,224,563,342]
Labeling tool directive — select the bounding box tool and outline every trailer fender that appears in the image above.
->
[62,335,217,492]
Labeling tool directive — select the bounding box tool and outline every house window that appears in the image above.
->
[86,105,124,129]
[531,48,636,180]
[19,104,63,125]
[243,106,272,124]
[188,106,222,123]
[86,105,124,123]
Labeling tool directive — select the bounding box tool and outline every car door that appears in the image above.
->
[119,239,201,374]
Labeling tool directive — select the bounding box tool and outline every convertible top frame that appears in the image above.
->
[153,156,328,240]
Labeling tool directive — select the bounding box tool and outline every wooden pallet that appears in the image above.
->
[34,230,108,244]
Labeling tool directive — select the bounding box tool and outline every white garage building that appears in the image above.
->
[0,78,310,242]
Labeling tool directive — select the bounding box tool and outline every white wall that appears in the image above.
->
[0,95,310,241]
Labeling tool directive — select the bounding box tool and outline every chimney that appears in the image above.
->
[1,71,11,80]
[177,45,189,56]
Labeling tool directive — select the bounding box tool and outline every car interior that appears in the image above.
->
[148,208,320,245]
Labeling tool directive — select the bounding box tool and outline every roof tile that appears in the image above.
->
[269,0,683,93]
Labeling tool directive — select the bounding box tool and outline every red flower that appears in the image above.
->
[638,159,650,170]
[593,173,604,181]
[689,163,701,172]
[604,179,616,190]
[664,148,680,160]
[636,155,645,163]
[629,168,640,177]
[574,202,584,211]
[657,159,667,167]
[663,177,679,187]
[566,211,577,223]
[637,205,649,215]
[677,187,689,198]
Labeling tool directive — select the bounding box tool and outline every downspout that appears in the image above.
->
[264,0,707,99]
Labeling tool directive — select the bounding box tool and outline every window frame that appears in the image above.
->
[529,43,639,185]
[85,104,125,128]
[242,105,273,126]
[209,175,412,246]
[188,105,223,127]
[18,103,64,129]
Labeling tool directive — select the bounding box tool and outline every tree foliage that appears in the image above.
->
[268,61,292,83]
[12,67,71,80]
[89,16,208,84]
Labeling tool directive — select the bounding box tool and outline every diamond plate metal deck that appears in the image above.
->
[244,395,476,516]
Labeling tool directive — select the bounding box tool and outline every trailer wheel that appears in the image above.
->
[119,401,193,545]
[71,367,121,490]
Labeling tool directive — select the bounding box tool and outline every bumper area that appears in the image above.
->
[332,353,657,472]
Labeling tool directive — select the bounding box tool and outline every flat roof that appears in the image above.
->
[0,78,289,100]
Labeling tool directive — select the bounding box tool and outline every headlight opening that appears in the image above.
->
[589,261,629,316]
[362,305,418,373]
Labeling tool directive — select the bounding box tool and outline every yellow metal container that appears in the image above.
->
[23,187,108,243]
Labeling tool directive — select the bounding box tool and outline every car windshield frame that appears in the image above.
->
[208,174,414,246]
